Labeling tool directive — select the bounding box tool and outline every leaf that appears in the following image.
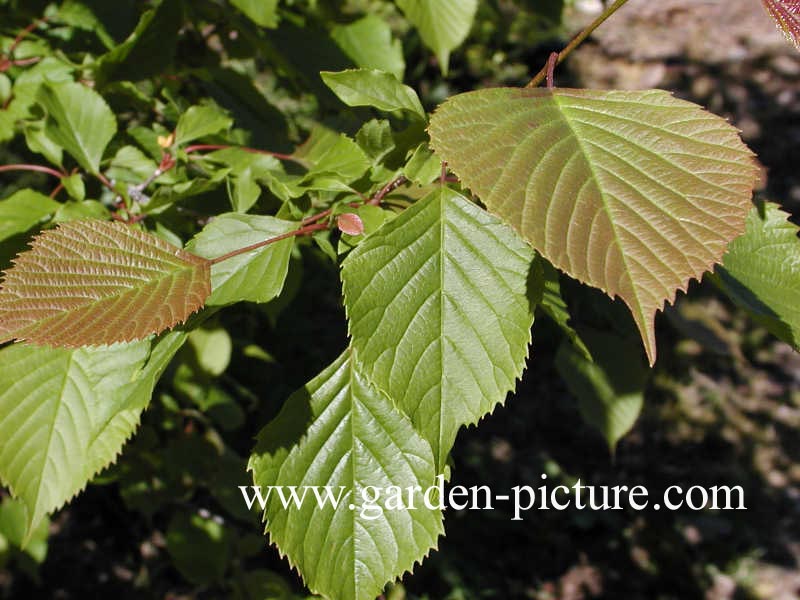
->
[714,201,800,349]
[37,81,117,174]
[396,0,478,75]
[428,88,759,364]
[107,145,163,185]
[230,0,280,28]
[0,220,211,347]
[188,325,233,376]
[331,15,405,80]
[762,0,800,49]
[338,205,393,254]
[341,189,535,469]
[147,168,231,211]
[321,69,425,120]
[93,0,184,85]
[203,147,287,211]
[356,119,396,165]
[24,121,63,167]
[0,497,48,563]
[187,213,295,306]
[248,349,443,600]
[539,259,591,360]
[56,0,116,49]
[0,190,59,243]
[61,173,85,201]
[555,330,647,453]
[52,200,110,223]
[166,510,232,585]
[0,331,187,537]
[293,125,371,183]
[337,213,364,236]
[175,103,234,146]
[403,143,441,185]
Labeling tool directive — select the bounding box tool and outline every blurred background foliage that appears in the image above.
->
[1,0,799,598]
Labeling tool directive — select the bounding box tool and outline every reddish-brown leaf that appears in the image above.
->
[337,212,365,236]
[0,220,211,347]
[762,0,800,49]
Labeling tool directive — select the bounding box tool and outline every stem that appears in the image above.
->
[526,0,631,88]
[211,175,409,265]
[185,144,296,162]
[11,56,41,67]
[0,163,65,178]
[209,222,328,265]
[369,175,408,206]
[545,51,558,89]
[94,171,115,192]
[8,17,46,55]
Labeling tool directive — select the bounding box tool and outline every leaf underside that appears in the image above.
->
[342,189,535,470]
[762,0,800,49]
[428,87,758,364]
[0,220,211,347]
[249,349,443,600]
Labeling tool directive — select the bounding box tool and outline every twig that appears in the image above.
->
[8,17,46,55]
[210,175,410,265]
[526,0,631,88]
[209,222,329,265]
[0,163,65,178]
[369,175,408,206]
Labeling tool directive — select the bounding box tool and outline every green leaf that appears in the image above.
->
[403,143,441,186]
[175,103,234,146]
[715,201,800,349]
[0,111,15,143]
[762,0,800,50]
[147,167,231,211]
[37,81,117,174]
[166,510,232,585]
[60,173,85,201]
[230,0,280,28]
[55,0,116,49]
[0,497,48,562]
[188,325,233,376]
[93,0,184,85]
[539,259,591,360]
[0,190,59,243]
[429,88,759,364]
[341,189,535,469]
[52,200,110,223]
[331,15,405,80]
[356,119,396,164]
[249,349,443,600]
[395,0,478,74]
[204,147,286,211]
[555,330,647,453]
[107,145,167,185]
[0,220,211,347]
[321,69,425,120]
[293,125,370,183]
[187,213,295,306]
[0,74,10,105]
[24,121,63,167]
[0,331,187,537]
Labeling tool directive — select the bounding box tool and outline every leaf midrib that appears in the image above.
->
[552,92,650,351]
